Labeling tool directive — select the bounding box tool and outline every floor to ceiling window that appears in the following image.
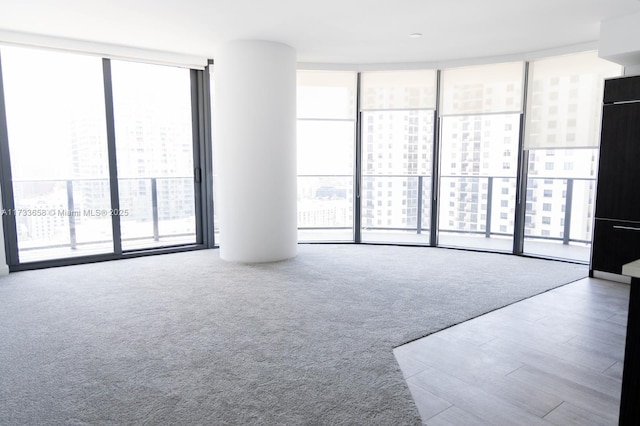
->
[111,60,196,250]
[0,43,623,268]
[1,47,113,262]
[360,70,436,244]
[296,70,356,241]
[0,46,208,267]
[522,51,622,261]
[295,54,620,261]
[438,62,524,252]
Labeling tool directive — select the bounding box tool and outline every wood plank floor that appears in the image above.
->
[393,277,629,425]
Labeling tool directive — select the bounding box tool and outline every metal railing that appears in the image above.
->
[524,176,596,245]
[12,177,195,253]
[297,174,596,246]
[297,174,353,230]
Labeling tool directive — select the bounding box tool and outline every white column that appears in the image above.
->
[213,40,297,262]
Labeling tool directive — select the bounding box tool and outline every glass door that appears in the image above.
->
[1,47,113,262]
[0,46,204,266]
[437,62,525,252]
[111,60,197,250]
[359,70,437,244]
[296,70,356,242]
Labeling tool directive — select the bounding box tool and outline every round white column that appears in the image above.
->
[213,40,297,262]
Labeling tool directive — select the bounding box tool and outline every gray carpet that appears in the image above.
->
[0,244,588,425]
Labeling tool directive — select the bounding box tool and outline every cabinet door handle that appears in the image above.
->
[613,225,640,231]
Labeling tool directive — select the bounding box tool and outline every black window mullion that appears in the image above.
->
[102,58,122,255]
[354,72,362,244]
[430,69,442,247]
[513,61,530,255]
[202,62,216,248]
[0,51,20,267]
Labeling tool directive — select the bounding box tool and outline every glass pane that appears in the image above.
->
[361,110,434,243]
[441,62,524,115]
[1,46,113,262]
[111,60,196,250]
[569,179,597,244]
[297,176,353,241]
[296,70,356,241]
[297,121,354,175]
[438,114,520,251]
[524,51,622,149]
[360,70,437,110]
[523,148,598,261]
[296,121,354,241]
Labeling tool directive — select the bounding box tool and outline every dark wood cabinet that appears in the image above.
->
[591,75,640,275]
[596,76,640,426]
[603,76,640,104]
[592,219,640,274]
[595,103,640,221]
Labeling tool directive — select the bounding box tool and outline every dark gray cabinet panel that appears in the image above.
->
[603,75,640,104]
[592,75,640,275]
[594,102,640,221]
[598,75,640,426]
[592,219,640,274]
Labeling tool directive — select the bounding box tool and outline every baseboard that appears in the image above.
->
[593,270,632,284]
[0,264,9,276]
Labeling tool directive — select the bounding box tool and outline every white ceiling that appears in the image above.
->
[0,0,639,65]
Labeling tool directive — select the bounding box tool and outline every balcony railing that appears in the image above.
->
[297,174,596,247]
[297,174,353,231]
[11,177,196,257]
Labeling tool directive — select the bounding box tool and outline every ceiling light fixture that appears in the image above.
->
[409,33,422,39]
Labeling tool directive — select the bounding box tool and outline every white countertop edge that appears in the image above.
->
[622,259,640,278]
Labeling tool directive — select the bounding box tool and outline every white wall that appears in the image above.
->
[599,11,640,74]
